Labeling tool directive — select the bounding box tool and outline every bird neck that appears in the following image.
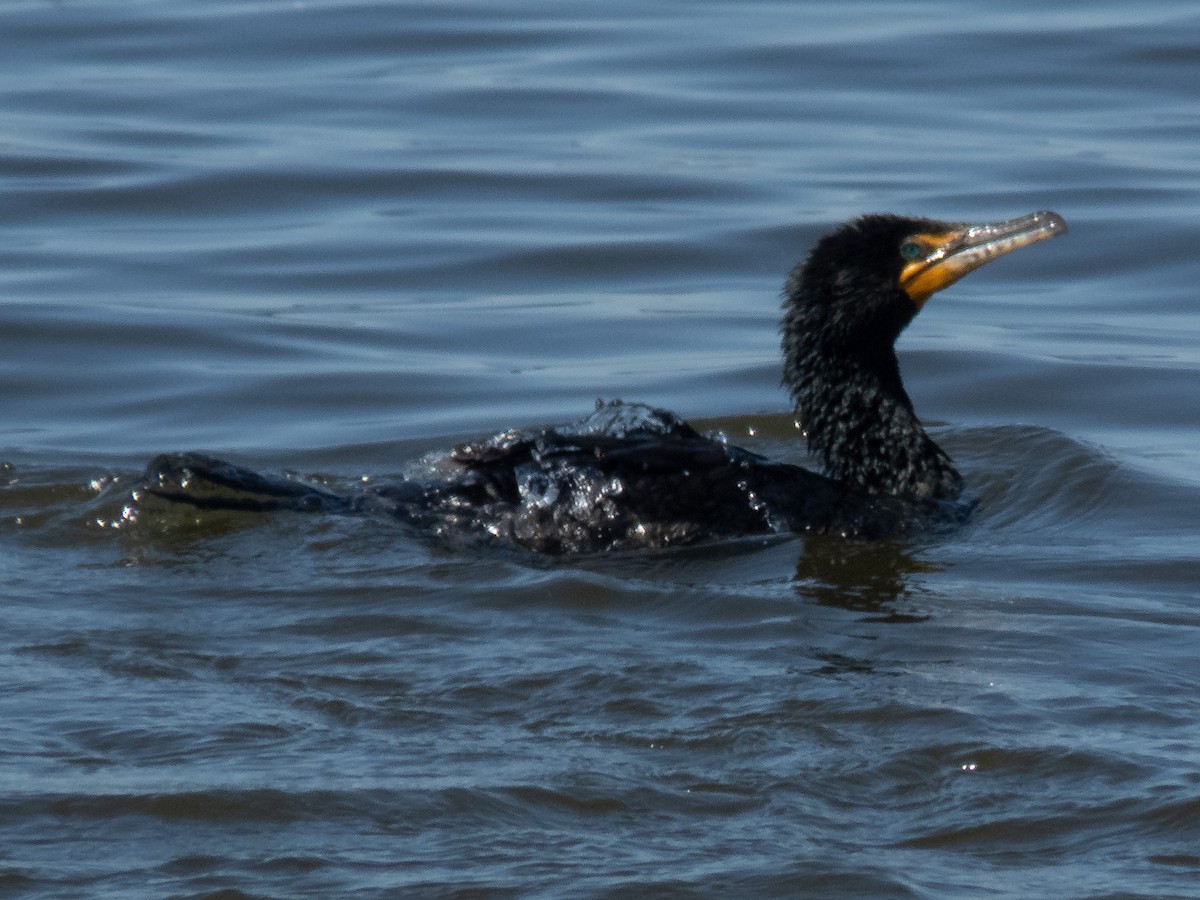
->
[785,341,963,503]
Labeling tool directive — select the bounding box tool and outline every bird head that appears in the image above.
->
[780,209,1067,501]
[785,210,1067,352]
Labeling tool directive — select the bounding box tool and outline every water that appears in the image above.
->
[3,1,1200,896]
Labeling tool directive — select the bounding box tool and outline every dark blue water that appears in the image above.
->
[3,1,1200,897]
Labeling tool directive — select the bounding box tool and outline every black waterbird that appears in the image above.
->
[142,210,1067,553]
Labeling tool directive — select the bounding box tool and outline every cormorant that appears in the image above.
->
[140,210,1067,553]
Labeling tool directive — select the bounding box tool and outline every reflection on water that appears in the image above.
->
[792,533,941,612]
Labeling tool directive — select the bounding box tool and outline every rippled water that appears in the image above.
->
[3,1,1200,897]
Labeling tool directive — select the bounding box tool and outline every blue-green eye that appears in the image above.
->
[899,241,923,261]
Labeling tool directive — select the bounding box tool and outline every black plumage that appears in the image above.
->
[782,215,964,503]
[141,210,1066,553]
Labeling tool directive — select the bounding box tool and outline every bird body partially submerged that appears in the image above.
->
[141,211,1066,553]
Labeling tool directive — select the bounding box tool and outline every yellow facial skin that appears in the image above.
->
[899,210,1067,309]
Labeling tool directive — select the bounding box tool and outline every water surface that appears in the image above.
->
[3,1,1200,897]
